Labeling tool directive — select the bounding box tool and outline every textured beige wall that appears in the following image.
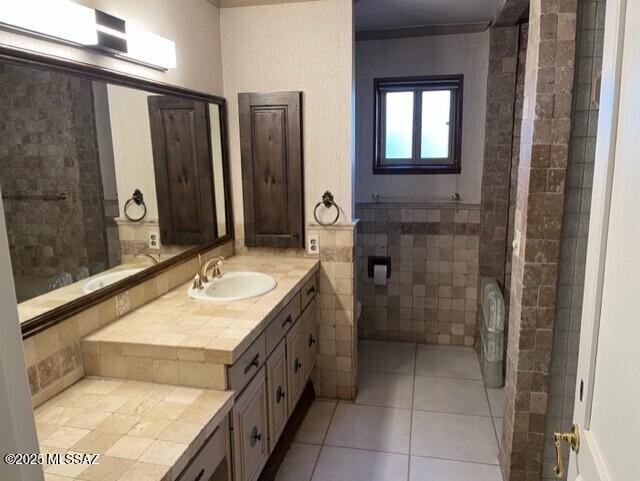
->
[220,0,354,229]
[0,0,224,95]
[107,85,160,221]
[355,32,490,204]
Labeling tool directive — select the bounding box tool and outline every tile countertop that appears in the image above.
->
[35,377,234,481]
[82,255,320,365]
[16,258,174,323]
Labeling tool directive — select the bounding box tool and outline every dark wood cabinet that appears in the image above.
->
[238,92,304,248]
[148,96,217,245]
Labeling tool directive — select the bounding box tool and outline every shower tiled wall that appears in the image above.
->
[356,203,480,346]
[542,1,605,479]
[500,0,579,477]
[0,63,108,279]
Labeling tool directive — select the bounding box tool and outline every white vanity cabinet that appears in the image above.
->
[285,317,304,413]
[178,421,230,481]
[230,274,317,481]
[266,339,288,449]
[232,367,269,481]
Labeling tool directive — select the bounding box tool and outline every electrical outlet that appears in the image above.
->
[307,233,320,255]
[148,231,160,249]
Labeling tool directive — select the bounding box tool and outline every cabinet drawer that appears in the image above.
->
[266,340,288,450]
[300,275,317,310]
[233,367,269,481]
[265,294,300,355]
[286,319,304,413]
[301,298,318,382]
[228,334,266,393]
[177,419,228,481]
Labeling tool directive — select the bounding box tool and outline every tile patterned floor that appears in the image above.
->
[276,341,505,481]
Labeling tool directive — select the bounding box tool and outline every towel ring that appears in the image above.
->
[124,189,147,222]
[313,191,340,226]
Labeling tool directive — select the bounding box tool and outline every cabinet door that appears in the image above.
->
[177,421,228,481]
[238,91,304,248]
[232,367,268,481]
[286,319,304,413]
[266,340,288,451]
[301,298,318,382]
[148,96,218,244]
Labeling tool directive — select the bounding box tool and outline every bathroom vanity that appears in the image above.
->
[76,255,319,481]
[2,38,331,481]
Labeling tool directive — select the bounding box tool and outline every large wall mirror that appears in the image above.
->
[0,54,232,334]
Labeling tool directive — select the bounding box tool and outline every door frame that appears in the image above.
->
[569,0,627,478]
[0,186,43,481]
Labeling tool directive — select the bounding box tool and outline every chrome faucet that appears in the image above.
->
[192,255,224,290]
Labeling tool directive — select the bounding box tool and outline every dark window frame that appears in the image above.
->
[373,75,463,175]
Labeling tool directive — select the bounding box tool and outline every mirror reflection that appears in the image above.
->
[0,60,230,323]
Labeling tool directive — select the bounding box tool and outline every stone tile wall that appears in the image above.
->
[495,0,531,26]
[356,203,479,346]
[542,1,605,479]
[69,75,110,274]
[235,222,358,401]
[478,25,521,297]
[22,240,234,408]
[500,1,579,480]
[0,63,108,279]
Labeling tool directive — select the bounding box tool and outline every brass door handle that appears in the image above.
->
[553,424,580,477]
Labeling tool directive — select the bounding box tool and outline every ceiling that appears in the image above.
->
[355,0,499,33]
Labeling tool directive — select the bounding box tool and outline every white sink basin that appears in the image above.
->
[82,268,144,293]
[188,271,277,302]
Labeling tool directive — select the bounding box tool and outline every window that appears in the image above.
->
[374,75,463,174]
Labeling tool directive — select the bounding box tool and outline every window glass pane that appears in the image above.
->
[384,91,413,159]
[421,90,451,159]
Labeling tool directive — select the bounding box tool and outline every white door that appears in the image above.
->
[567,0,640,480]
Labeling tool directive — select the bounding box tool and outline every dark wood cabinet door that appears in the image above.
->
[148,96,217,245]
[239,92,304,248]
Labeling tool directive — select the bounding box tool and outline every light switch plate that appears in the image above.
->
[148,231,160,249]
[307,233,319,255]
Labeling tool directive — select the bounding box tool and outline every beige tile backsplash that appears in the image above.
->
[235,221,358,401]
[356,203,480,346]
[24,217,358,407]
[23,240,234,408]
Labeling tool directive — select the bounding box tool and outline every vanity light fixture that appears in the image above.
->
[123,21,177,70]
[0,0,177,70]
[94,9,127,55]
[0,0,98,45]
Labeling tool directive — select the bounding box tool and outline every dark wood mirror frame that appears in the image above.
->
[0,45,234,340]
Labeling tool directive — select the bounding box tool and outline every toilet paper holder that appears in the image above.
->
[367,256,391,279]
